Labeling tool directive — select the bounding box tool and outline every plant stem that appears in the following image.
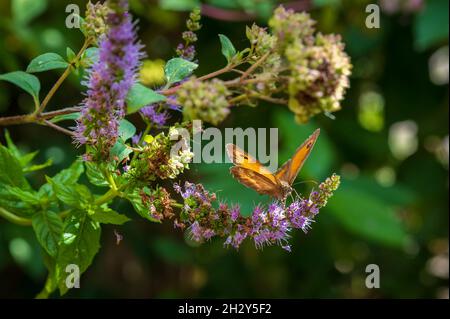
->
[42,120,74,136]
[239,51,270,83]
[0,207,32,226]
[160,64,236,96]
[170,201,184,209]
[95,188,119,206]
[0,107,80,126]
[36,39,91,115]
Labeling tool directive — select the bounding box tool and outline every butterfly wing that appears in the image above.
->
[275,128,320,185]
[230,166,283,198]
[226,143,278,184]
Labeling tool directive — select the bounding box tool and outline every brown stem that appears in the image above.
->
[42,120,74,136]
[256,95,288,104]
[200,4,256,21]
[0,107,80,126]
[160,65,234,96]
[200,1,311,22]
[239,51,271,83]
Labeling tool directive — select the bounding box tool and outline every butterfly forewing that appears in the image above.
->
[275,128,320,185]
[226,143,278,184]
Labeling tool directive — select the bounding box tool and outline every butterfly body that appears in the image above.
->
[226,129,320,200]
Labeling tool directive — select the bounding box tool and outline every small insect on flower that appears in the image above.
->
[114,229,123,245]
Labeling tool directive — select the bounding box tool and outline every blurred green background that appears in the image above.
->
[0,0,448,298]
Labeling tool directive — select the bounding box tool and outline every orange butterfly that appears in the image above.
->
[226,129,320,200]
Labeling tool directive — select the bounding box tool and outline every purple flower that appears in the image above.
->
[166,95,181,111]
[189,221,203,242]
[172,175,340,252]
[140,104,169,127]
[230,206,240,222]
[176,43,196,61]
[131,132,142,145]
[74,0,144,156]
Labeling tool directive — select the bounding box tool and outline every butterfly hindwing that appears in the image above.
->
[230,166,282,198]
[275,128,320,185]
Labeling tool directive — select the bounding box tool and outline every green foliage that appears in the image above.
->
[26,53,69,73]
[56,211,101,295]
[126,83,166,114]
[327,181,409,248]
[89,205,130,225]
[0,71,40,104]
[164,57,198,85]
[0,0,447,299]
[32,211,63,257]
[218,34,237,64]
[85,162,109,187]
[118,119,136,141]
[50,112,81,123]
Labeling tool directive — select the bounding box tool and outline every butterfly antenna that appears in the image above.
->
[292,180,319,187]
[291,187,301,199]
[288,192,295,203]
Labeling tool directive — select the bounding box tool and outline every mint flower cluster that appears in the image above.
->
[176,7,202,61]
[126,127,193,183]
[175,6,351,125]
[177,78,231,125]
[74,0,143,158]
[84,1,110,42]
[267,6,352,123]
[171,174,340,251]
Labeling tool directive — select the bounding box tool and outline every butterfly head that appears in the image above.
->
[279,180,293,200]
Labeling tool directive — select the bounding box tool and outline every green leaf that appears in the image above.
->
[66,47,76,63]
[4,130,52,173]
[110,140,132,162]
[36,252,58,298]
[52,160,84,185]
[46,177,81,207]
[26,53,69,73]
[126,83,166,114]
[85,162,109,187]
[327,181,409,248]
[80,47,99,67]
[4,129,21,160]
[32,210,63,257]
[414,0,449,50]
[159,0,200,11]
[164,58,198,85]
[3,185,40,207]
[0,183,34,215]
[218,34,237,63]
[89,205,130,225]
[0,71,40,103]
[118,119,136,141]
[56,211,101,295]
[50,112,80,123]
[12,0,47,25]
[0,145,27,187]
[23,158,53,173]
